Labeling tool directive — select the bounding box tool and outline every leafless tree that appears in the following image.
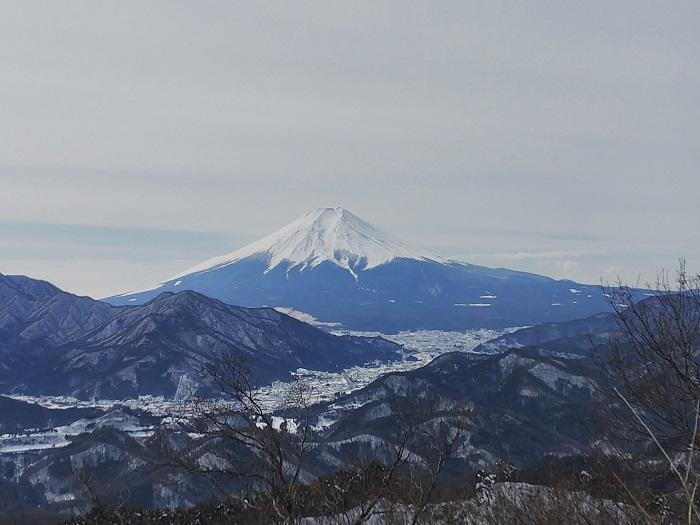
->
[157,351,316,523]
[599,260,700,523]
[312,388,469,525]
[436,479,646,525]
[404,402,468,525]
[76,466,102,509]
[161,350,475,524]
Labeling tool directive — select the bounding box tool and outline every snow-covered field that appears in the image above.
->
[0,404,158,454]
[1,329,516,453]
[6,394,180,415]
[255,327,518,410]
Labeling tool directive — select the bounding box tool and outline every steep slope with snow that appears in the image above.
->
[0,276,405,399]
[107,208,612,330]
[177,207,442,279]
[311,345,602,470]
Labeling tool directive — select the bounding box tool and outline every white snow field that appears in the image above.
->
[116,207,446,297]
[0,328,518,453]
[170,207,445,278]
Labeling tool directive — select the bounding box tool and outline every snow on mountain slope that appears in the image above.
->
[173,207,442,280]
[108,207,612,330]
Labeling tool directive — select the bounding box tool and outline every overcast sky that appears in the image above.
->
[1,1,698,298]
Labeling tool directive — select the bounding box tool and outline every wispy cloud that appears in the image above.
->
[0,221,249,255]
[0,2,695,294]
[460,250,594,261]
[0,222,252,298]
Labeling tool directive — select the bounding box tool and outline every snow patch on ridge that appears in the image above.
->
[274,307,341,327]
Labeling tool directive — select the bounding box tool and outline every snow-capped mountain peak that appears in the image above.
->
[172,207,442,280]
[108,207,610,332]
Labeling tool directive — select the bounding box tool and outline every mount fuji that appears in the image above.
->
[107,207,611,330]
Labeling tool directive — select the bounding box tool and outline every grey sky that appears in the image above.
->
[0,1,698,298]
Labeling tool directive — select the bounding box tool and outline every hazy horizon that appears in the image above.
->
[1,2,697,298]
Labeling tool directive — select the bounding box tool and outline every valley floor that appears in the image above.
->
[0,328,516,454]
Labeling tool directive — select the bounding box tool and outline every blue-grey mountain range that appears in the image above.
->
[0,273,403,399]
[108,207,612,331]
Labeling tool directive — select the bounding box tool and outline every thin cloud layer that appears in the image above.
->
[0,2,697,296]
